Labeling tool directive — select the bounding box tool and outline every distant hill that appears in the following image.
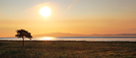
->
[33,32,136,37]
[34,32,88,37]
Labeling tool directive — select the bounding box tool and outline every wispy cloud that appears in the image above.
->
[68,0,79,11]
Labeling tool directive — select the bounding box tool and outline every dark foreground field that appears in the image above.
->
[0,41,136,58]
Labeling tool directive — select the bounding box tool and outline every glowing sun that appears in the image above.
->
[40,7,51,17]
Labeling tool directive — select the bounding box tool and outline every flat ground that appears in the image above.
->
[0,41,136,58]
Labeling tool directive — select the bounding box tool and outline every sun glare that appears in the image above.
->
[40,7,51,17]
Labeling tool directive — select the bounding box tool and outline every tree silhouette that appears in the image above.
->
[15,29,32,46]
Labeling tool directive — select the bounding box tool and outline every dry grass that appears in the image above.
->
[0,41,136,58]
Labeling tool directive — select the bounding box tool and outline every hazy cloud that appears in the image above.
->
[130,28,136,30]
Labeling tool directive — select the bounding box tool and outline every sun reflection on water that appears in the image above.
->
[40,37,54,40]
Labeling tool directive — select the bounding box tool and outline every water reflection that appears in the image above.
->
[0,37,136,41]
[40,37,55,40]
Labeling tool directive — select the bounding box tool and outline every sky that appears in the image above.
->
[0,0,136,37]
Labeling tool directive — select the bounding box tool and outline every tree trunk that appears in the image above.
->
[22,37,24,47]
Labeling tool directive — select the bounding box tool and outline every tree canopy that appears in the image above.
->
[15,29,32,40]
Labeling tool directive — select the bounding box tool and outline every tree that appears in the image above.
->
[15,29,32,46]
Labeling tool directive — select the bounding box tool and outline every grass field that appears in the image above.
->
[0,41,136,58]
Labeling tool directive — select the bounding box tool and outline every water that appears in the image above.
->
[0,37,136,41]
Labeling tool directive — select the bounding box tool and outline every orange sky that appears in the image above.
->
[0,0,136,37]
